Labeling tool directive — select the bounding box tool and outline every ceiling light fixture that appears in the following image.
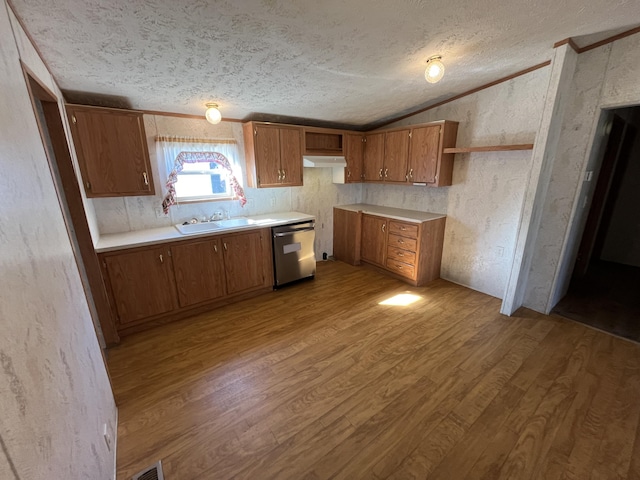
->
[205,103,222,124]
[425,56,445,84]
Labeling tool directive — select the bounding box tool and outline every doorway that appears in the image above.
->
[21,63,120,347]
[553,106,640,342]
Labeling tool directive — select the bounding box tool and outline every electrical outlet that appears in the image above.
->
[154,207,166,219]
[103,423,112,451]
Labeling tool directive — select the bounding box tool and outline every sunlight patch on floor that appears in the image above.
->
[379,293,422,306]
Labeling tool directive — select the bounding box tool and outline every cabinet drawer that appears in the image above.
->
[387,234,417,251]
[386,246,416,265]
[388,221,418,238]
[386,259,416,279]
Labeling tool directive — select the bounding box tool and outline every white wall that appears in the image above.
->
[91,115,362,261]
[524,32,640,312]
[367,67,551,298]
[0,2,117,479]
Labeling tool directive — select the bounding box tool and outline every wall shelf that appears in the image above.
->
[443,144,534,154]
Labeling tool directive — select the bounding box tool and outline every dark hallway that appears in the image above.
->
[553,107,640,343]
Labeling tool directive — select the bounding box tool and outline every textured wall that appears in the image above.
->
[367,67,550,298]
[524,32,640,312]
[0,2,116,479]
[91,115,361,261]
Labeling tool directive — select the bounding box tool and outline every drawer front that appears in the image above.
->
[387,234,417,251]
[386,259,416,279]
[388,221,418,238]
[387,246,417,265]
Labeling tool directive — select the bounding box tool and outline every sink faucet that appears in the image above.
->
[210,210,223,221]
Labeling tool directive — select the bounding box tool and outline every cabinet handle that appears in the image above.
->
[398,239,404,244]
[384,168,388,178]
[223,242,228,251]
[379,168,383,178]
[382,223,386,233]
[142,172,149,186]
[214,244,218,253]
[159,254,163,263]
[398,252,404,256]
[277,169,282,180]
[282,169,286,181]
[409,168,413,180]
[347,169,351,178]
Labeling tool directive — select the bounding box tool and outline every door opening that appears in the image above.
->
[553,107,640,342]
[21,63,120,348]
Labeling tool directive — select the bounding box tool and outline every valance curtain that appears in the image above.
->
[157,137,245,214]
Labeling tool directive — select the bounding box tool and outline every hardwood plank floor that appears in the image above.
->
[107,261,640,480]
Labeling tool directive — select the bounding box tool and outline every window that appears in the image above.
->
[175,161,231,201]
[157,137,246,214]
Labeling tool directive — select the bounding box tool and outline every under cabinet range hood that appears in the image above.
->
[302,155,347,168]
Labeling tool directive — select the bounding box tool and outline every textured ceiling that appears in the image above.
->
[9,0,640,128]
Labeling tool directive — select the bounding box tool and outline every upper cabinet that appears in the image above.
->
[407,121,458,187]
[66,104,154,197]
[243,122,303,188]
[343,133,364,183]
[362,120,458,187]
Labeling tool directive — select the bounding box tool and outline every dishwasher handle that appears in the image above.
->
[274,227,315,237]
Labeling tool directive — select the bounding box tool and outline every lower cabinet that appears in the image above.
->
[333,208,446,286]
[103,246,179,324]
[100,228,273,335]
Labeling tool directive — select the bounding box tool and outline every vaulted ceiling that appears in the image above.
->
[9,0,640,128]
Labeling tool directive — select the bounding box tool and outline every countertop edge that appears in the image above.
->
[95,212,315,253]
[334,204,446,223]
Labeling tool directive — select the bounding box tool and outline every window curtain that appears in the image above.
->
[157,136,245,214]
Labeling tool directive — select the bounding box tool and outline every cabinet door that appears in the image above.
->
[407,125,441,184]
[103,247,177,325]
[171,239,226,307]
[363,133,385,182]
[68,106,153,197]
[222,230,269,295]
[344,133,364,183]
[279,127,303,186]
[361,214,387,266]
[333,207,361,265]
[253,125,282,187]
[384,129,410,182]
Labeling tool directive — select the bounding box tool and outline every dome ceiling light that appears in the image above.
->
[205,103,222,124]
[425,56,445,84]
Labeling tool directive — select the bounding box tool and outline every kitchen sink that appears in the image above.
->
[175,221,222,235]
[212,218,256,228]
[175,217,256,235]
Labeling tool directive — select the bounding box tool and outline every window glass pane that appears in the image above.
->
[175,163,231,199]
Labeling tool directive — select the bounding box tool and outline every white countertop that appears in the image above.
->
[95,211,315,253]
[335,204,446,223]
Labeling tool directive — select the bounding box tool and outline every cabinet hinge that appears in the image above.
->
[72,115,77,124]
[85,181,91,191]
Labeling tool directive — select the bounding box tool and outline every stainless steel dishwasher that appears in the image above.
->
[272,221,316,287]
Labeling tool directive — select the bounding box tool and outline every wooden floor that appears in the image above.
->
[108,261,640,480]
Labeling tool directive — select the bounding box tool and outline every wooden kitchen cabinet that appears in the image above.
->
[384,129,410,183]
[333,206,447,286]
[360,214,388,266]
[66,104,154,197]
[363,132,385,182]
[99,228,273,336]
[344,133,364,183]
[407,121,458,186]
[222,230,271,295]
[243,122,303,187]
[333,207,362,265]
[172,238,226,307]
[102,246,178,325]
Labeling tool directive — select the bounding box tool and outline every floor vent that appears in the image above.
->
[132,460,164,480]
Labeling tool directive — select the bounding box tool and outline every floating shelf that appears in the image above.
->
[443,144,534,154]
